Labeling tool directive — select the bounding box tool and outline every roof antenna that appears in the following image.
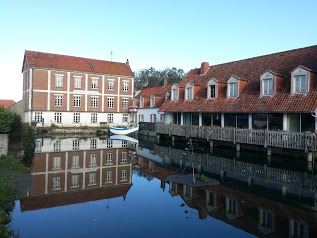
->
[110,49,113,61]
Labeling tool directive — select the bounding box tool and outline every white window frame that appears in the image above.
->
[54,94,63,107]
[108,79,114,91]
[53,157,61,170]
[74,76,82,88]
[91,113,97,123]
[55,74,63,87]
[73,113,80,123]
[54,112,62,123]
[34,112,43,123]
[122,98,129,108]
[72,140,80,150]
[90,139,97,149]
[106,171,112,183]
[140,97,144,108]
[71,175,79,187]
[73,95,81,107]
[121,152,128,163]
[106,139,113,148]
[120,170,127,181]
[207,79,218,99]
[91,96,98,108]
[107,97,114,108]
[72,155,80,168]
[91,77,99,89]
[52,176,61,189]
[107,113,113,123]
[260,71,275,96]
[171,84,179,101]
[89,173,96,185]
[185,82,194,101]
[106,153,113,164]
[291,66,309,95]
[123,80,129,91]
[53,140,61,151]
[227,76,239,98]
[150,95,155,107]
[122,113,128,123]
[89,154,97,166]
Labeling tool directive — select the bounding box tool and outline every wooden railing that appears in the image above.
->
[153,145,316,193]
[148,123,317,151]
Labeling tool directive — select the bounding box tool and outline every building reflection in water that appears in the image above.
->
[22,136,136,211]
[136,137,317,238]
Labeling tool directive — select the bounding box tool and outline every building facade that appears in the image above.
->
[22,51,134,127]
[160,45,317,133]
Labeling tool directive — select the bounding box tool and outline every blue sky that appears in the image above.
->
[1,0,317,102]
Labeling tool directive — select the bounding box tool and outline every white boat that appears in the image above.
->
[109,135,139,144]
[109,125,139,135]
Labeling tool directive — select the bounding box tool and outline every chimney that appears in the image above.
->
[126,59,129,65]
[163,77,169,86]
[200,62,209,75]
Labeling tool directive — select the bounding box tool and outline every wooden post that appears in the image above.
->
[236,143,240,152]
[307,152,313,162]
[267,147,272,156]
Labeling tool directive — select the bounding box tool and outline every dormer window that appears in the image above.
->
[291,66,310,95]
[260,71,275,96]
[171,84,179,101]
[227,76,247,98]
[229,82,237,97]
[185,82,194,101]
[150,95,155,107]
[140,97,144,108]
[207,79,218,99]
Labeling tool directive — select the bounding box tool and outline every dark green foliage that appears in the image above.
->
[22,126,36,167]
[0,106,23,134]
[134,67,186,89]
[0,154,29,238]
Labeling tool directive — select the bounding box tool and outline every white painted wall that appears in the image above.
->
[137,108,160,123]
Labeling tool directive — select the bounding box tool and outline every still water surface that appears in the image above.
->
[9,135,317,237]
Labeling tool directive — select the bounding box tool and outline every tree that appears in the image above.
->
[134,67,186,90]
[0,106,14,134]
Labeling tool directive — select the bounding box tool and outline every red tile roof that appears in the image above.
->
[160,45,317,113]
[23,50,134,77]
[137,84,171,108]
[0,99,15,109]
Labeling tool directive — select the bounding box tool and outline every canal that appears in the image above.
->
[9,134,317,237]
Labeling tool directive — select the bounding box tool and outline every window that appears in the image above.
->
[91,96,98,108]
[55,95,63,107]
[71,175,79,187]
[106,140,113,148]
[107,114,113,123]
[89,173,96,185]
[53,157,61,170]
[207,192,215,206]
[106,153,113,164]
[72,155,80,168]
[35,140,42,152]
[140,97,144,108]
[91,113,97,123]
[34,112,42,123]
[120,170,127,181]
[74,76,81,88]
[122,141,128,147]
[72,140,80,150]
[92,78,99,89]
[150,114,156,122]
[55,75,63,87]
[291,66,309,95]
[54,112,62,123]
[74,96,81,107]
[295,75,307,93]
[122,98,129,108]
[171,182,176,191]
[186,87,192,100]
[52,176,61,189]
[123,81,129,91]
[150,95,155,107]
[207,79,218,99]
[89,154,97,166]
[53,140,61,151]
[108,79,114,90]
[263,78,273,95]
[73,113,80,123]
[139,114,144,122]
[229,82,237,97]
[106,171,112,183]
[122,113,128,123]
[290,220,307,238]
[261,210,272,229]
[90,139,97,149]
[107,97,114,108]
[227,198,237,215]
[185,185,191,197]
[121,152,127,163]
[171,84,179,101]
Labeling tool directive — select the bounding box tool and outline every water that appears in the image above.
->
[9,135,317,237]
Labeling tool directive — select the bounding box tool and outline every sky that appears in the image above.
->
[0,0,317,102]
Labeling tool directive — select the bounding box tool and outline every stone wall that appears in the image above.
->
[0,134,9,156]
